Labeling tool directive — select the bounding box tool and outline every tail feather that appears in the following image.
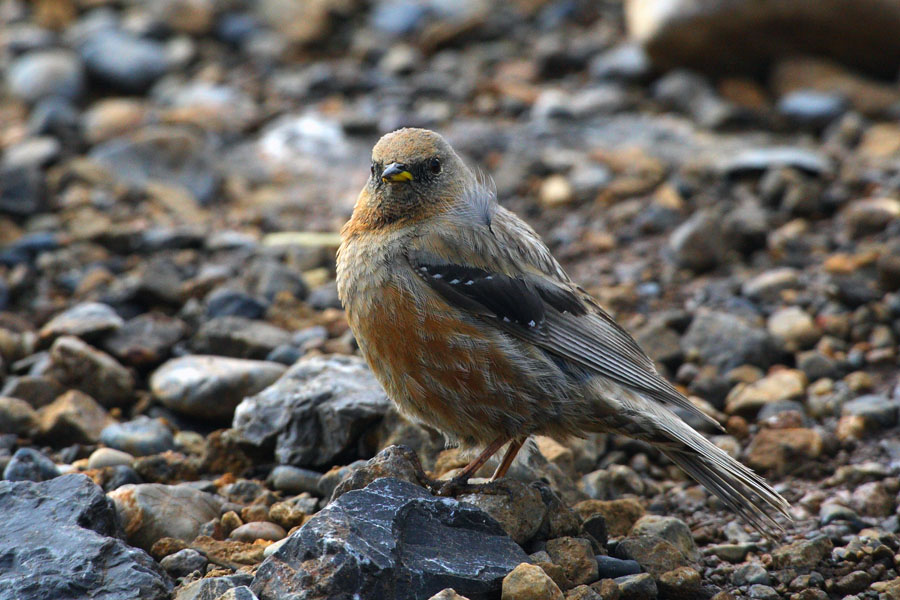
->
[663,444,791,539]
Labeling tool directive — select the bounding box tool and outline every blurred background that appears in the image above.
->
[1,0,900,596]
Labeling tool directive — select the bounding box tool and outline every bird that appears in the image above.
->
[336,127,791,536]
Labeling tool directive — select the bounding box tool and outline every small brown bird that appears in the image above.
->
[336,128,790,535]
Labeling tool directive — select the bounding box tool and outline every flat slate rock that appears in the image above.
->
[251,477,529,600]
[0,473,171,600]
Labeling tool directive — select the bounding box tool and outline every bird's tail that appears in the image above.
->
[592,385,792,538]
[658,432,792,539]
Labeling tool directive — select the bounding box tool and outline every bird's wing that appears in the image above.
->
[406,202,720,430]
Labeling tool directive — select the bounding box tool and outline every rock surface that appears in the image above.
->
[251,478,529,600]
[0,474,171,600]
[234,355,390,468]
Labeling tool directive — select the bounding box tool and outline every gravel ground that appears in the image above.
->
[1,1,900,599]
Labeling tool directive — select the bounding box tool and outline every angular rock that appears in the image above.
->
[725,369,808,416]
[151,355,286,421]
[459,480,548,546]
[234,355,390,468]
[502,563,564,600]
[174,575,254,600]
[3,447,59,482]
[771,536,832,571]
[251,478,529,600]
[574,499,645,538]
[745,427,823,474]
[0,396,38,436]
[37,389,114,445]
[545,536,599,586]
[48,336,135,407]
[160,548,208,578]
[616,516,699,578]
[667,210,724,272]
[108,482,223,551]
[329,444,427,501]
[0,474,170,599]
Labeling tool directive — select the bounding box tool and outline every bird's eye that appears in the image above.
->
[370,162,377,177]
[429,157,441,174]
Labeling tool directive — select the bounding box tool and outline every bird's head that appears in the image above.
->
[359,128,473,228]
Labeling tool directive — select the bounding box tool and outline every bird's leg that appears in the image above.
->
[491,438,525,480]
[434,436,507,496]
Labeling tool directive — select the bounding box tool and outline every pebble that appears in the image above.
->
[842,394,898,429]
[108,482,223,551]
[0,396,38,436]
[778,90,847,127]
[87,447,135,469]
[545,536,599,586]
[725,369,808,416]
[229,521,286,543]
[192,317,293,360]
[733,563,770,586]
[7,49,85,103]
[160,548,207,578]
[614,573,657,600]
[3,448,59,482]
[100,416,176,456]
[48,336,135,407]
[150,355,286,420]
[79,30,168,93]
[267,465,323,496]
[596,556,641,579]
[767,307,821,351]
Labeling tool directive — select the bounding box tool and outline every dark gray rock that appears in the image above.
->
[0,474,171,599]
[614,573,657,600]
[80,30,167,93]
[3,447,58,482]
[100,416,176,456]
[720,147,832,177]
[267,465,323,496]
[596,555,641,579]
[103,313,188,367]
[0,166,46,218]
[666,209,726,272]
[38,302,123,343]
[251,478,528,600]
[842,395,899,428]
[193,316,293,360]
[733,563,770,586]
[233,355,390,468]
[681,310,779,371]
[47,335,135,407]
[161,548,208,578]
[206,288,269,319]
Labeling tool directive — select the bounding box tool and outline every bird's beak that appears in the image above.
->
[381,163,413,183]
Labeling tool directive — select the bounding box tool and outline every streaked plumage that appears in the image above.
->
[337,128,791,536]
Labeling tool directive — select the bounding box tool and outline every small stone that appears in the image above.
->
[725,370,808,416]
[103,313,188,367]
[733,563,770,586]
[328,445,426,502]
[175,575,254,600]
[37,390,113,445]
[229,521,286,543]
[214,586,259,600]
[591,579,621,600]
[573,499,645,538]
[595,556,641,579]
[82,98,148,144]
[151,355,286,421]
[546,536,599,586]
[771,536,832,570]
[79,30,168,93]
[267,465,322,496]
[682,311,779,372]
[502,563,564,600]
[614,573,656,600]
[778,90,847,127]
[206,288,268,320]
[767,308,821,351]
[741,268,801,302]
[832,571,872,595]
[193,317,293,360]
[87,447,135,469]
[459,480,547,545]
[842,394,898,429]
[39,302,123,343]
[48,336,135,407]
[108,482,223,551]
[667,210,724,272]
[7,49,84,103]
[657,566,701,599]
[160,548,207,578]
[842,197,900,238]
[748,584,779,600]
[0,396,38,436]
[3,448,59,482]
[746,427,822,474]
[629,516,699,562]
[850,481,894,517]
[541,175,574,207]
[100,416,176,457]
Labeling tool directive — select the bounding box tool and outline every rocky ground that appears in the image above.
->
[2,1,900,599]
